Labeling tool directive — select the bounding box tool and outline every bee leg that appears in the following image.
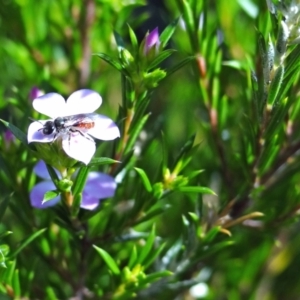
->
[70,128,94,142]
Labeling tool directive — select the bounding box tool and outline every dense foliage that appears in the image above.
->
[1,0,300,299]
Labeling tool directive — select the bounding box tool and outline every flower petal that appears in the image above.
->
[34,160,61,180]
[28,121,56,143]
[85,172,117,198]
[30,181,60,209]
[80,172,117,210]
[144,27,160,54]
[87,115,120,140]
[80,193,100,210]
[65,89,102,116]
[33,93,67,118]
[62,133,96,165]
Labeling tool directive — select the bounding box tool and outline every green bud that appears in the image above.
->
[143,69,167,88]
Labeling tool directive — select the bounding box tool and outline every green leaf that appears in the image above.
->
[136,225,156,265]
[87,157,120,167]
[176,186,216,195]
[93,53,122,71]
[139,270,172,286]
[268,65,284,106]
[147,49,176,71]
[166,56,195,77]
[0,119,33,150]
[71,193,82,217]
[265,97,288,139]
[144,242,166,270]
[160,18,179,48]
[134,168,152,192]
[93,246,120,275]
[125,113,150,154]
[202,226,221,243]
[128,245,137,269]
[114,30,125,49]
[182,0,195,33]
[45,163,60,183]
[42,190,60,203]
[0,260,16,282]
[72,166,89,195]
[0,194,11,223]
[8,228,47,259]
[0,231,12,240]
[0,244,10,260]
[173,134,196,166]
[127,24,138,52]
[12,270,20,297]
[135,205,170,225]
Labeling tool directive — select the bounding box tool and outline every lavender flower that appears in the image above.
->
[30,161,117,210]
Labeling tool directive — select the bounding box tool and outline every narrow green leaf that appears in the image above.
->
[8,228,47,259]
[177,186,216,195]
[134,168,152,192]
[182,0,195,33]
[93,246,120,275]
[12,270,20,297]
[265,97,288,138]
[71,193,82,217]
[0,245,9,263]
[87,157,120,167]
[268,65,284,106]
[45,163,60,183]
[135,205,170,225]
[136,225,156,265]
[147,49,176,71]
[42,190,60,203]
[0,194,11,223]
[166,56,195,77]
[0,260,16,282]
[0,232,12,240]
[160,18,179,48]
[114,30,125,49]
[144,243,166,270]
[124,113,150,154]
[72,166,89,195]
[127,24,138,51]
[139,270,172,286]
[128,245,137,269]
[93,53,122,71]
[202,226,221,243]
[0,119,32,150]
[173,134,196,166]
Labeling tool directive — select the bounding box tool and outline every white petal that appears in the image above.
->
[28,121,55,143]
[62,133,96,165]
[65,89,102,116]
[87,115,120,140]
[33,93,67,118]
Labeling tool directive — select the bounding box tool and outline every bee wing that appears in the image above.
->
[86,114,120,141]
[65,90,102,116]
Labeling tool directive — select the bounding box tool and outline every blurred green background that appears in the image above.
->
[1,0,300,299]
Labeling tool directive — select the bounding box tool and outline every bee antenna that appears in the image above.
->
[28,117,44,125]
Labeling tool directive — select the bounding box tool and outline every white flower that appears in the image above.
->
[27,89,120,165]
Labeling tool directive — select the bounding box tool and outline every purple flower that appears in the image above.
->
[29,86,44,101]
[27,89,120,165]
[144,27,160,54]
[4,130,14,143]
[30,161,117,210]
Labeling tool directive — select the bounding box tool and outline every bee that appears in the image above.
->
[39,113,100,142]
